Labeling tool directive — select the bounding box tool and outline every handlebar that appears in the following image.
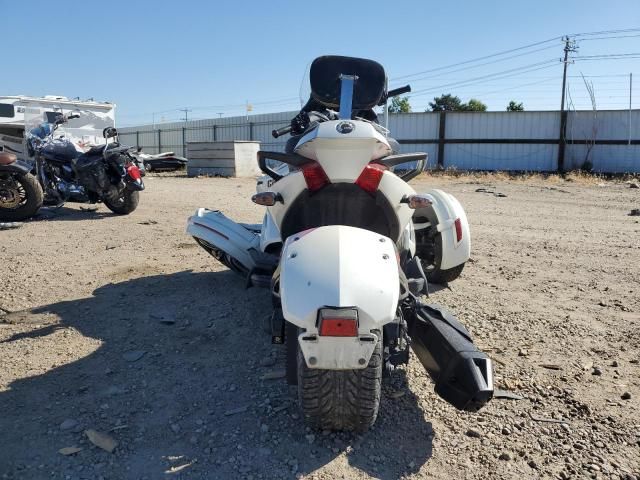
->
[272,125,293,138]
[387,85,411,98]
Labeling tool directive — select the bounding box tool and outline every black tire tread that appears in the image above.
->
[103,190,139,215]
[426,262,465,284]
[297,333,382,432]
[0,173,43,221]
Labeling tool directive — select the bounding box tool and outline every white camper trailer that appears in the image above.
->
[0,95,116,161]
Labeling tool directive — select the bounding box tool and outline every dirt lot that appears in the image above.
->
[1,173,639,480]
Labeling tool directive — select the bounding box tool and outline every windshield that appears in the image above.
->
[299,61,312,109]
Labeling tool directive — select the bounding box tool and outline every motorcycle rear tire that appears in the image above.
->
[297,331,382,432]
[0,173,43,221]
[103,190,139,215]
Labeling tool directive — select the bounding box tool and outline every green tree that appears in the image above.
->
[461,98,487,112]
[388,96,411,113]
[506,100,524,111]
[428,94,464,112]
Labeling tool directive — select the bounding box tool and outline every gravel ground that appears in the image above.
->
[0,173,639,480]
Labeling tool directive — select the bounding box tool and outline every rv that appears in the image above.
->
[0,95,116,161]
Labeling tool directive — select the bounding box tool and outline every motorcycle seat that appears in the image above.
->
[0,152,17,165]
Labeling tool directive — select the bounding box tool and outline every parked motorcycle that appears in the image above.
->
[132,148,188,173]
[187,56,493,431]
[0,112,144,221]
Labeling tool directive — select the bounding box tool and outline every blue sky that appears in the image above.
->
[3,0,639,125]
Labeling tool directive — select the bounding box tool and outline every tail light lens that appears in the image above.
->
[355,163,387,194]
[318,308,358,337]
[454,218,463,242]
[302,162,330,192]
[127,164,141,181]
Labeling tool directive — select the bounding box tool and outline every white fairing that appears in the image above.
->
[280,225,399,370]
[295,120,391,181]
[259,211,282,252]
[186,208,260,271]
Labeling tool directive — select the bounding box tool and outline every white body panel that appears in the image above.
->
[279,226,399,370]
[186,208,259,271]
[280,226,399,330]
[295,120,391,181]
[259,211,282,252]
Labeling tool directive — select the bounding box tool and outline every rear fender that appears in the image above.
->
[279,225,399,370]
[413,189,470,270]
[0,159,33,176]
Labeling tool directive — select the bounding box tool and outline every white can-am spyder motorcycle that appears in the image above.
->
[187,56,493,431]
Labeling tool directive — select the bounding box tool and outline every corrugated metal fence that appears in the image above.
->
[118,110,640,173]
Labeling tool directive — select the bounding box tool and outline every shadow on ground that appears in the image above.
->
[0,271,433,479]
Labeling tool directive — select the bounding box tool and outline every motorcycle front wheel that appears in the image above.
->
[0,173,43,221]
[103,189,139,215]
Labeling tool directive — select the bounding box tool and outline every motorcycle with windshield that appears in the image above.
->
[188,56,493,431]
[0,111,143,221]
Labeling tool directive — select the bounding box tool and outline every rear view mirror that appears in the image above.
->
[103,127,118,139]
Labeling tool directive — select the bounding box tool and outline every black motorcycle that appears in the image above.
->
[0,112,144,221]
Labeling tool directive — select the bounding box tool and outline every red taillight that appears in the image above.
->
[319,318,358,337]
[355,163,386,194]
[302,162,329,192]
[318,308,358,337]
[454,218,463,242]
[127,164,141,181]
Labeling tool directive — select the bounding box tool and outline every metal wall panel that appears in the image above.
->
[119,110,639,172]
[445,143,557,171]
[567,110,640,141]
[566,144,640,173]
[446,111,560,139]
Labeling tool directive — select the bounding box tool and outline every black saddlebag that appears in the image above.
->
[75,155,110,192]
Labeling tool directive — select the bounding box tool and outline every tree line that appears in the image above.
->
[388,95,524,113]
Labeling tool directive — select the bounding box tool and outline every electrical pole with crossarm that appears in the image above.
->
[558,36,578,173]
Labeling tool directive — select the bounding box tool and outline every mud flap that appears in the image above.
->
[408,302,493,411]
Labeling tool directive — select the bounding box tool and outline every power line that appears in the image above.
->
[407,60,560,98]
[391,36,562,81]
[578,33,640,42]
[571,27,640,37]
[389,44,560,86]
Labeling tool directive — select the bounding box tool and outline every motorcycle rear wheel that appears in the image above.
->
[103,189,139,215]
[0,173,43,221]
[295,330,382,432]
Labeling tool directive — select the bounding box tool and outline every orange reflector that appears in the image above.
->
[454,218,463,242]
[319,318,358,337]
[318,307,359,337]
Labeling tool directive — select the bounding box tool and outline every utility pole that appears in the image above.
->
[180,108,192,122]
[558,36,578,173]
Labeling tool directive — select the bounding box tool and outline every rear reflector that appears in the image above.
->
[127,164,141,181]
[355,163,386,194]
[302,162,330,192]
[318,307,358,337]
[454,218,463,242]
